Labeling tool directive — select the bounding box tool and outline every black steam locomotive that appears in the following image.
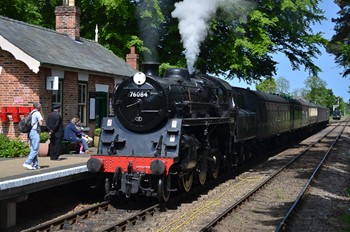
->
[87,62,329,202]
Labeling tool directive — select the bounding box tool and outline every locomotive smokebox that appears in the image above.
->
[142,62,159,77]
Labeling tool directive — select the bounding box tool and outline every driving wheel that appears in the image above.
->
[180,170,194,192]
[158,174,171,202]
[197,168,207,185]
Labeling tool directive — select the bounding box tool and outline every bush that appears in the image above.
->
[40,132,50,143]
[0,134,30,158]
[94,128,101,136]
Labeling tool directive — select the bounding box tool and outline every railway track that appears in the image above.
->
[23,200,162,232]
[202,119,349,231]
[21,121,347,232]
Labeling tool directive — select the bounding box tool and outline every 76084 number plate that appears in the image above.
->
[129,91,149,98]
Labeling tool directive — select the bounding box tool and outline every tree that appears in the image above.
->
[303,76,329,106]
[327,0,350,77]
[0,0,60,27]
[192,0,326,82]
[135,0,165,61]
[0,0,328,83]
[255,77,277,94]
[153,0,327,82]
[79,0,139,58]
[324,89,337,111]
[292,88,304,98]
[276,76,290,96]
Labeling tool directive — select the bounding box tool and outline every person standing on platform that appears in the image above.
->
[23,102,43,170]
[46,104,64,160]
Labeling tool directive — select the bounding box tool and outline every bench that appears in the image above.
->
[61,140,79,155]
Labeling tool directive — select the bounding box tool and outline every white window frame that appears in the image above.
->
[52,79,63,108]
[78,82,88,126]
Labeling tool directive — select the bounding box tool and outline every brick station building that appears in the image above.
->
[0,1,139,141]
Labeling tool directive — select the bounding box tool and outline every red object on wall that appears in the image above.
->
[18,106,32,116]
[6,106,20,123]
[0,112,8,122]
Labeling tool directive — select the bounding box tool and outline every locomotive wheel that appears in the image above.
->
[157,174,170,202]
[104,177,110,196]
[180,170,194,192]
[209,154,219,179]
[197,169,207,185]
[208,137,221,179]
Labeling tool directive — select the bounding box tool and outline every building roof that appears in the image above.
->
[0,15,136,77]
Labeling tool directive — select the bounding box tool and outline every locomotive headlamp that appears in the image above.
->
[133,72,146,85]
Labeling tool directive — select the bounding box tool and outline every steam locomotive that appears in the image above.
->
[87,62,329,202]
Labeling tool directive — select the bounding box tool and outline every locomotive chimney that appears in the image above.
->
[142,62,159,77]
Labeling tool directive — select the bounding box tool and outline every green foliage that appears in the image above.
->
[300,76,344,111]
[39,132,50,143]
[256,77,277,94]
[159,63,182,77]
[196,0,326,81]
[0,134,30,158]
[303,76,328,106]
[80,0,138,58]
[94,128,101,136]
[126,36,151,59]
[135,0,165,61]
[0,0,328,83]
[327,1,350,77]
[276,77,290,96]
[0,0,61,27]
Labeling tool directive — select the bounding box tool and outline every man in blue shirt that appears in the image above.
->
[64,118,91,154]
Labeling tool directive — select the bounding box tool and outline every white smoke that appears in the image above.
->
[172,0,255,74]
[171,0,217,74]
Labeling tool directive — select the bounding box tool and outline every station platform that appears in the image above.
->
[0,148,96,230]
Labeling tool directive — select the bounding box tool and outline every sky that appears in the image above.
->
[228,1,349,102]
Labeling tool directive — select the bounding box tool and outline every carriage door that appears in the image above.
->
[95,92,108,128]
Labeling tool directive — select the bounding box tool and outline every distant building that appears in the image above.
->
[0,0,138,140]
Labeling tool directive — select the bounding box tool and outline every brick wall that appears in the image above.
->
[61,71,79,126]
[0,48,118,141]
[87,74,115,135]
[0,49,46,141]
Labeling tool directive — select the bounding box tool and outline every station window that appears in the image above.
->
[78,82,88,126]
[52,79,63,108]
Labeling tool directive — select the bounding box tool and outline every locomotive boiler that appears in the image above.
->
[87,62,329,202]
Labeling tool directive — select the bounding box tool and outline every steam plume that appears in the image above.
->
[172,0,255,73]
[172,0,217,74]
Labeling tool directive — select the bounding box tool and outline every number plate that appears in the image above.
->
[129,91,149,98]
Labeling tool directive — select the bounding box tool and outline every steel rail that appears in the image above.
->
[200,121,343,232]
[98,204,160,232]
[23,201,110,232]
[275,119,349,231]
